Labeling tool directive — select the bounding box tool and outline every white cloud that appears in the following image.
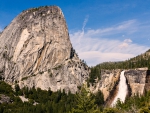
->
[82,19,138,38]
[70,20,150,66]
[82,15,89,32]
[119,39,132,48]
[79,51,134,66]
[124,39,132,43]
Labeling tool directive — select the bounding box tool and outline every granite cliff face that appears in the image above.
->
[124,68,148,96]
[90,68,150,105]
[0,6,89,93]
[90,69,121,101]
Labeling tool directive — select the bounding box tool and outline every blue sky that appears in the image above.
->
[0,0,150,66]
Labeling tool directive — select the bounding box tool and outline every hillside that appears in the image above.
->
[88,49,150,85]
[98,49,150,70]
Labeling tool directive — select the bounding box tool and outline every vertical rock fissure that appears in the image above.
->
[125,76,132,98]
[144,70,150,91]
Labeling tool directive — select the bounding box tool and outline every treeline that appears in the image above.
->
[87,66,101,86]
[87,50,150,85]
[98,50,150,70]
[0,81,150,112]
[0,81,104,113]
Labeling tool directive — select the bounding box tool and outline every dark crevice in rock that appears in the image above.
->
[57,80,61,82]
[70,47,75,59]
[144,70,150,91]
[38,46,45,58]
[125,76,132,98]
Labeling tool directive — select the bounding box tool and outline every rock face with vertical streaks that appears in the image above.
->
[0,6,89,93]
[90,69,121,101]
[124,68,148,95]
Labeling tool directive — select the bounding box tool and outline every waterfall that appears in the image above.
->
[111,71,128,106]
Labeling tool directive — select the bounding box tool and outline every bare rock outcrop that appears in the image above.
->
[90,69,121,101]
[0,94,12,104]
[125,68,148,96]
[0,6,89,93]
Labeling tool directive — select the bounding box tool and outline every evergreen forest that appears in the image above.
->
[0,80,150,113]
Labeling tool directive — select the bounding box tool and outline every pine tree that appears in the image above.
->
[70,86,98,113]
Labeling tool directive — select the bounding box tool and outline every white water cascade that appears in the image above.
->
[111,71,128,106]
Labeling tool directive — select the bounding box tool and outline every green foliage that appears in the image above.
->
[139,107,150,113]
[93,90,104,107]
[70,86,99,113]
[102,108,119,113]
[53,64,62,70]
[87,66,101,86]
[15,84,20,92]
[28,6,44,13]
[0,75,2,80]
[0,81,150,113]
[15,84,23,96]
[0,81,14,96]
[21,74,36,81]
[0,81,78,113]
[97,51,150,70]
[1,81,150,113]
[21,76,29,81]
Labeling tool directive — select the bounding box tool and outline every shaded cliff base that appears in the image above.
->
[144,70,150,91]
[125,75,132,98]
[104,79,119,106]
